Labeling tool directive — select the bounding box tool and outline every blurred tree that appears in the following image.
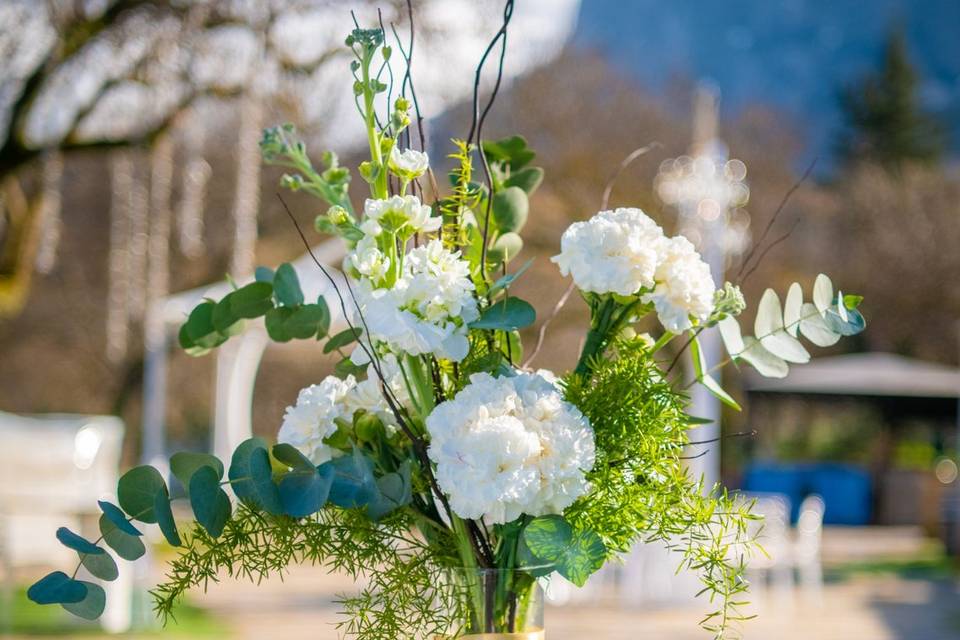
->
[835,28,945,170]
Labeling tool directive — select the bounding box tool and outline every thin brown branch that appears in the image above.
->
[600,142,662,210]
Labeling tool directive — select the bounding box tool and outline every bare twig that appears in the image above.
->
[522,281,575,369]
[600,142,662,210]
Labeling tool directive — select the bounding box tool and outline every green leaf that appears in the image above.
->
[97,501,141,536]
[366,460,413,520]
[488,258,534,297]
[179,302,227,355]
[61,581,105,620]
[470,297,536,331]
[273,263,305,306]
[272,443,315,471]
[324,327,363,354]
[491,187,529,233]
[843,294,864,310]
[153,489,181,547]
[189,466,232,538]
[55,527,103,555]
[171,452,224,492]
[228,438,283,514]
[254,266,275,283]
[265,303,330,342]
[80,548,118,582]
[327,449,379,509]
[521,515,606,587]
[739,336,789,378]
[229,281,275,319]
[784,282,803,337]
[99,514,145,561]
[334,356,368,378]
[211,298,244,336]
[482,135,535,170]
[504,166,544,194]
[690,336,741,410]
[798,302,841,347]
[813,273,833,316]
[27,571,87,605]
[117,465,167,523]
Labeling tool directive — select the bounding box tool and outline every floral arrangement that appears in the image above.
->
[28,10,865,640]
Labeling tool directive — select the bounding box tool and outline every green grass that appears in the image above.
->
[0,586,227,637]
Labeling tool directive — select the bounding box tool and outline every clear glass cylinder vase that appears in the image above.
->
[441,568,545,639]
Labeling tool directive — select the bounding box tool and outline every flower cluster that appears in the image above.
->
[552,207,716,332]
[426,372,595,524]
[360,194,440,238]
[353,239,479,362]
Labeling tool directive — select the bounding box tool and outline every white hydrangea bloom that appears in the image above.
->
[642,235,716,332]
[352,239,479,362]
[277,376,354,465]
[426,372,595,524]
[551,207,666,296]
[388,146,429,180]
[363,195,440,235]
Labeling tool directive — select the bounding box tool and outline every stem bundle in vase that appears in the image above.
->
[28,5,866,639]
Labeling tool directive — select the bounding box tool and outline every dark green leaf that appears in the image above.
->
[170,452,224,491]
[504,166,544,194]
[229,281,274,319]
[27,571,87,605]
[470,297,536,331]
[273,263,305,306]
[179,302,227,355]
[212,297,244,335]
[99,514,145,561]
[521,515,606,587]
[61,581,105,620]
[334,356,368,378]
[327,449,379,509]
[228,438,283,514]
[265,303,330,342]
[153,489,181,547]
[272,443,315,471]
[56,527,103,555]
[482,135,535,170]
[324,327,363,354]
[278,461,334,518]
[491,186,529,233]
[81,549,118,582]
[97,501,141,536]
[366,460,412,520]
[117,465,167,523]
[189,466,232,538]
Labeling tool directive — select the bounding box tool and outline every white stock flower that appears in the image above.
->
[363,195,440,235]
[551,207,666,296]
[277,376,354,465]
[642,235,716,332]
[389,146,430,180]
[426,372,595,524]
[353,240,479,362]
[347,235,390,281]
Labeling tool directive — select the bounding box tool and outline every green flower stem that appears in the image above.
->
[360,51,389,200]
[404,354,435,416]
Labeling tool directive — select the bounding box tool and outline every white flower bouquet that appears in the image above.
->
[29,10,865,640]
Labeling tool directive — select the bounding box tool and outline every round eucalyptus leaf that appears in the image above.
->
[153,489,181,547]
[212,297,244,335]
[27,571,87,605]
[739,336,789,378]
[117,465,167,523]
[520,515,605,587]
[504,166,544,195]
[823,306,866,336]
[55,527,103,555]
[61,581,105,620]
[279,463,334,518]
[492,187,529,233]
[99,514,146,561]
[81,548,119,582]
[229,437,283,514]
[798,303,841,347]
[189,466,232,538]
[783,282,803,337]
[488,232,523,265]
[229,281,274,319]
[470,297,536,332]
[254,266,275,283]
[171,452,224,491]
[97,501,141,536]
[265,303,330,342]
[323,327,363,354]
[812,273,833,315]
[273,263,305,307]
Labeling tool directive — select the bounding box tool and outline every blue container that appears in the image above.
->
[742,462,872,525]
[742,463,805,520]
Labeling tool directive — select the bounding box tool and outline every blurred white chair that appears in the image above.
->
[0,412,131,632]
[793,494,825,606]
[742,492,794,610]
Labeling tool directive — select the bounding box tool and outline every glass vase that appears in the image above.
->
[441,568,545,639]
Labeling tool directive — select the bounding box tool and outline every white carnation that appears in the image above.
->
[426,372,595,524]
[353,240,479,362]
[363,195,440,235]
[389,146,429,179]
[551,208,666,296]
[642,235,716,332]
[277,376,354,465]
[344,353,410,432]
